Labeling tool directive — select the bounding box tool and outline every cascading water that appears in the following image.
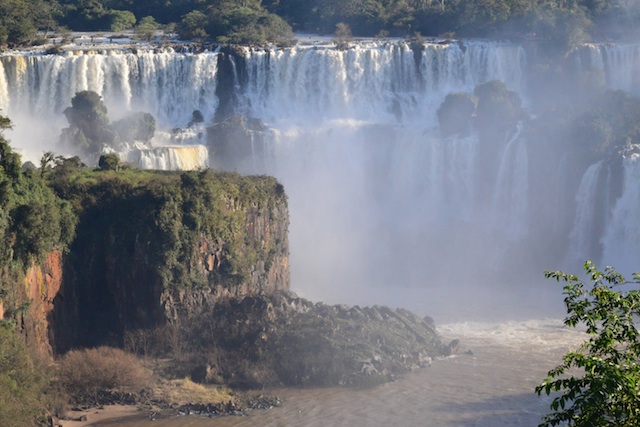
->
[0,49,219,167]
[113,143,209,170]
[572,43,640,96]
[231,40,535,310]
[601,154,640,277]
[568,161,605,264]
[2,40,640,316]
[0,60,8,113]
[491,124,528,241]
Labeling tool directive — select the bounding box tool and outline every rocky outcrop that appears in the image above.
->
[181,291,453,389]
[24,251,64,355]
[0,251,64,356]
[162,196,290,320]
[49,170,289,352]
[2,164,448,392]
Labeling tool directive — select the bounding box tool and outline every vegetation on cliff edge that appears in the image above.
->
[0,117,76,319]
[47,165,287,294]
[1,0,638,49]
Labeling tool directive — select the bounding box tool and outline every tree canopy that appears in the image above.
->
[1,0,638,47]
[538,262,640,426]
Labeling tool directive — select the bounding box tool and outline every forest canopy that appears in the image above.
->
[0,0,638,47]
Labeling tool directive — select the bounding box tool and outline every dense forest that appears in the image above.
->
[0,0,639,47]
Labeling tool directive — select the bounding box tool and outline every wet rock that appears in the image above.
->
[183,291,452,389]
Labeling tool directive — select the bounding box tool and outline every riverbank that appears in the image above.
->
[57,405,143,427]
[72,319,587,427]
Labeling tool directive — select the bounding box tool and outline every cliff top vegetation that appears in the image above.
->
[0,0,638,49]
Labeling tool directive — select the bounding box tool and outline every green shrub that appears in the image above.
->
[537,262,640,427]
[0,323,50,427]
[437,92,477,137]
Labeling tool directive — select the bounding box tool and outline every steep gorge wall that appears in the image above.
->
[0,251,64,356]
[24,251,64,355]
[46,169,289,353]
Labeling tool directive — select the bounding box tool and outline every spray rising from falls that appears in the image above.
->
[228,41,537,309]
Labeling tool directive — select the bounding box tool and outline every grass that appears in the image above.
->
[152,378,234,407]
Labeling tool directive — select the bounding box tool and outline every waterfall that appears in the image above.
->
[8,40,622,306]
[568,161,605,264]
[240,41,526,125]
[122,144,208,170]
[601,154,640,277]
[0,49,219,164]
[224,40,531,300]
[572,43,640,96]
[0,50,220,125]
[492,125,528,241]
[0,59,8,113]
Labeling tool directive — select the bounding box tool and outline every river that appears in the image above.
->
[96,318,586,427]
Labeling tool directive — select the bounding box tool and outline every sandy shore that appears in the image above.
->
[57,405,145,427]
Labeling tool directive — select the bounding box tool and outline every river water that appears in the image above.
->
[98,317,586,427]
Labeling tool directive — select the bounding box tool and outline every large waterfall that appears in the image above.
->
[2,39,639,317]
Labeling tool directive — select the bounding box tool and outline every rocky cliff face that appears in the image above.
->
[0,251,65,356]
[180,291,453,389]
[47,169,289,353]
[23,251,64,356]
[162,196,290,321]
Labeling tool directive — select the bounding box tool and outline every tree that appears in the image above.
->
[0,0,38,47]
[334,21,352,49]
[473,80,523,138]
[98,153,121,171]
[135,15,159,41]
[62,91,114,154]
[207,3,294,45]
[0,323,50,427]
[112,112,156,142]
[178,10,209,40]
[437,92,477,137]
[107,9,136,31]
[537,261,640,427]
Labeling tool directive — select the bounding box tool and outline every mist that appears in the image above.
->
[2,39,639,323]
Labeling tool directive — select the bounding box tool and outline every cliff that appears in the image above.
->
[24,251,64,356]
[46,167,289,352]
[1,160,450,391]
[0,251,64,356]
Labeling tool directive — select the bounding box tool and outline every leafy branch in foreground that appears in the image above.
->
[536,261,640,427]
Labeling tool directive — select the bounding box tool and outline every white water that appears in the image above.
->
[574,43,640,96]
[117,143,209,170]
[0,50,218,167]
[239,41,525,125]
[601,154,640,277]
[2,40,640,315]
[568,161,604,264]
